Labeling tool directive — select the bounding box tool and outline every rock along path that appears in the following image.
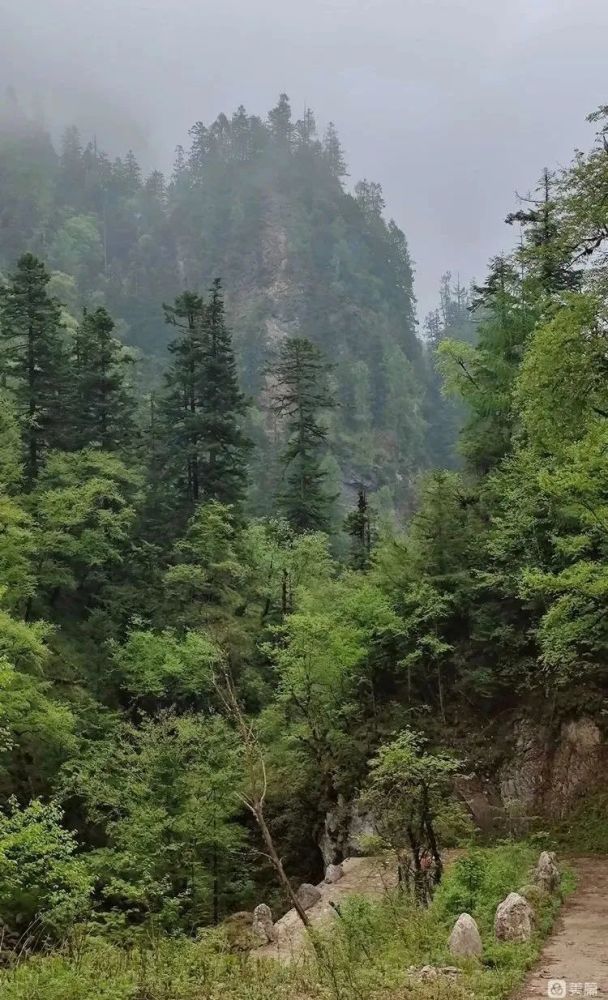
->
[516,857,608,998]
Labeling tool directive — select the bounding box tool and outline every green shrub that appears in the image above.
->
[0,798,92,940]
[0,842,572,1000]
[434,842,545,934]
[553,792,608,854]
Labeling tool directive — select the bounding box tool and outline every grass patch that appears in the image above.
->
[0,843,572,1000]
[551,791,608,854]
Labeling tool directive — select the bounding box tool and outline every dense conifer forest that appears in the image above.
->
[1,85,608,999]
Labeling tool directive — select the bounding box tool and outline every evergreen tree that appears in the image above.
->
[268,93,293,145]
[0,254,68,483]
[57,126,84,205]
[162,291,206,509]
[506,168,580,293]
[323,122,348,178]
[424,272,475,469]
[344,487,373,569]
[72,306,135,451]
[161,283,249,513]
[202,279,250,506]
[270,337,335,532]
[439,255,538,472]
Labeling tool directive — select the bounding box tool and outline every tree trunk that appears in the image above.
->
[254,804,310,927]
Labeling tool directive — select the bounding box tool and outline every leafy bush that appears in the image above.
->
[434,842,537,932]
[0,798,92,939]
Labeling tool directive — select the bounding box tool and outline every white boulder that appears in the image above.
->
[494,892,533,942]
[448,912,483,957]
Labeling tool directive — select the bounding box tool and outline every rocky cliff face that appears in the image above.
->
[321,716,607,860]
[499,717,606,820]
[455,716,607,832]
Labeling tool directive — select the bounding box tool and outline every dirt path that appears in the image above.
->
[517,857,608,998]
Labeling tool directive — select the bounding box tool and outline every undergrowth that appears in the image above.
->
[0,842,571,1000]
[551,791,608,854]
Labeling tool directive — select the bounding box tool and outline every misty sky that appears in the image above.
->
[2,0,608,318]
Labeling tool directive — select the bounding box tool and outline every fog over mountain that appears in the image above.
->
[5,2,608,990]
[3,0,607,315]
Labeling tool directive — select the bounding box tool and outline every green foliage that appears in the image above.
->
[159,284,250,516]
[0,494,36,614]
[267,569,401,799]
[30,449,141,603]
[0,254,69,482]
[0,94,430,505]
[0,391,24,491]
[270,337,336,532]
[438,256,538,472]
[49,215,104,285]
[71,306,135,451]
[0,90,606,994]
[0,798,92,938]
[362,730,461,893]
[112,629,220,701]
[0,843,568,1000]
[61,713,247,932]
[553,792,608,854]
[344,488,374,570]
[0,655,77,800]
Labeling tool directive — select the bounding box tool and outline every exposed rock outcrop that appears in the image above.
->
[454,774,505,834]
[319,797,376,866]
[296,883,322,910]
[500,717,604,820]
[324,863,344,884]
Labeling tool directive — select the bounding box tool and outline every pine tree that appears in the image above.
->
[57,126,85,205]
[439,256,539,472]
[268,93,293,145]
[323,122,348,178]
[344,488,373,569]
[270,337,335,532]
[294,108,317,151]
[506,168,580,293]
[162,291,206,508]
[202,279,250,505]
[0,254,69,483]
[161,283,249,512]
[72,306,135,451]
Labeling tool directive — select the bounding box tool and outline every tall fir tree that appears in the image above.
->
[202,279,250,505]
[0,253,68,484]
[270,337,335,532]
[323,122,348,178]
[72,306,135,451]
[161,283,249,514]
[506,168,580,293]
[268,93,293,146]
[439,255,539,472]
[162,291,206,509]
[344,487,373,569]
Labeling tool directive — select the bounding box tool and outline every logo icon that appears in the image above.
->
[547,982,567,999]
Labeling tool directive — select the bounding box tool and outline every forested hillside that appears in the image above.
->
[2,83,608,1000]
[0,90,450,513]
